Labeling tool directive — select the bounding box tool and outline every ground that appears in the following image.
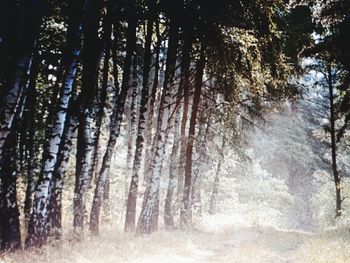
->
[2,220,350,263]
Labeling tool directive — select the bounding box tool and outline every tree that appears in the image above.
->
[136,12,179,235]
[25,0,85,247]
[89,0,137,235]
[125,0,156,232]
[180,45,206,228]
[73,0,102,232]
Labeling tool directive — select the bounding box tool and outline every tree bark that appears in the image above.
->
[164,102,181,228]
[124,52,139,207]
[125,3,154,232]
[136,17,179,235]
[88,7,113,186]
[89,0,136,235]
[180,47,205,228]
[47,100,79,239]
[21,49,40,230]
[143,19,161,183]
[328,64,341,217]
[26,0,85,247]
[176,30,193,207]
[73,0,101,232]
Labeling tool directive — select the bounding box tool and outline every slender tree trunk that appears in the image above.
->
[165,28,193,226]
[26,0,84,247]
[328,64,341,217]
[124,53,139,205]
[180,48,205,228]
[73,0,101,232]
[176,31,193,206]
[88,7,113,185]
[164,103,181,228]
[125,5,154,232]
[23,65,40,230]
[89,0,136,235]
[47,101,79,239]
[143,20,161,182]
[136,17,179,235]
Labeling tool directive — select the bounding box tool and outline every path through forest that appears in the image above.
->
[3,222,350,263]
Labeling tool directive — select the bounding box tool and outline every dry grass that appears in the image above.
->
[2,223,350,263]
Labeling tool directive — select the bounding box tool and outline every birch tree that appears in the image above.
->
[26,0,85,247]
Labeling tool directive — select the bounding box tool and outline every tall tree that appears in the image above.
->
[47,96,80,238]
[26,0,85,247]
[136,13,179,235]
[88,6,113,185]
[125,0,156,232]
[73,0,101,231]
[89,0,137,235]
[180,46,206,228]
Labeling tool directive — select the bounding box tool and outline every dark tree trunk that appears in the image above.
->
[125,2,155,232]
[23,52,40,230]
[176,30,193,206]
[73,0,101,232]
[89,0,136,235]
[328,64,341,217]
[180,47,205,228]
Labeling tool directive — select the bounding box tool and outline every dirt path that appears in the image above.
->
[2,226,350,263]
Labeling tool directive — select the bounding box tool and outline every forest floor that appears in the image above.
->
[2,221,350,263]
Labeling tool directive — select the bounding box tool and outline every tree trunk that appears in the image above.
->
[124,52,139,208]
[47,101,79,239]
[164,103,181,228]
[125,4,154,232]
[89,0,136,235]
[88,7,113,186]
[73,0,101,232]
[22,50,40,230]
[136,17,179,235]
[180,47,205,228]
[328,64,341,217]
[143,19,161,183]
[26,0,84,247]
[176,30,193,208]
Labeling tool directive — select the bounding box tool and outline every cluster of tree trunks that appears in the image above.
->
[0,0,328,252]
